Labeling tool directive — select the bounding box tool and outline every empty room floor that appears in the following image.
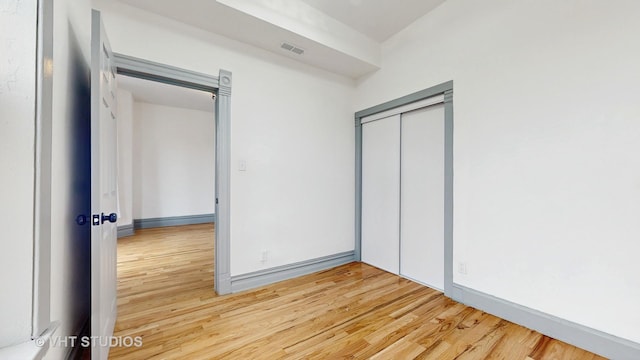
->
[109,224,605,359]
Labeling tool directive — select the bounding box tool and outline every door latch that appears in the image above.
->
[101,212,118,224]
[79,213,117,226]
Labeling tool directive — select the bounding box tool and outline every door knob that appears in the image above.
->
[101,212,117,224]
[76,215,88,226]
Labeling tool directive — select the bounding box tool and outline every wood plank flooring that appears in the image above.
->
[110,224,606,359]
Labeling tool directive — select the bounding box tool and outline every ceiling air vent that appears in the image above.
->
[281,42,304,55]
[281,43,294,51]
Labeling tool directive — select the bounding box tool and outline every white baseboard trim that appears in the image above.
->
[451,283,640,360]
[133,213,215,230]
[117,224,134,238]
[230,251,355,293]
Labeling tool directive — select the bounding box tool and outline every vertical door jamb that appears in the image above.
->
[214,70,232,294]
[33,0,55,338]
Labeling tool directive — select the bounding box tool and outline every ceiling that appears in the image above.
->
[300,0,447,42]
[118,74,215,113]
[112,0,446,78]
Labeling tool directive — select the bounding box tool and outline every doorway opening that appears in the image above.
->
[116,75,216,232]
[115,73,217,294]
[113,54,232,295]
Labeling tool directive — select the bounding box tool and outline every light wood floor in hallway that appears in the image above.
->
[110,224,605,359]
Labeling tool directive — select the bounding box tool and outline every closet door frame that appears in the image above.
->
[354,81,454,297]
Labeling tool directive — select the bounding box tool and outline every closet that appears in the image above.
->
[361,95,445,290]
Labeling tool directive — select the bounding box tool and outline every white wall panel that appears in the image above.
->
[355,0,640,344]
[132,102,215,219]
[94,1,356,275]
[400,104,445,290]
[0,0,37,347]
[361,115,400,274]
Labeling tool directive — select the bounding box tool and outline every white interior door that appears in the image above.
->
[91,10,118,360]
[400,104,445,290]
[361,115,400,274]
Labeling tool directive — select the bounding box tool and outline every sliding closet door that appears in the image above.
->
[361,115,400,274]
[400,104,445,290]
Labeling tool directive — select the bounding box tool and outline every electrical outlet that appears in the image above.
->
[261,250,268,264]
[457,262,467,275]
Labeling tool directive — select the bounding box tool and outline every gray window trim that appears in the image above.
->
[113,53,233,295]
[354,81,454,297]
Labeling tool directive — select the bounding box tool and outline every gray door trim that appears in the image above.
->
[113,54,233,295]
[34,0,54,338]
[354,81,454,297]
[114,53,219,92]
[215,70,232,295]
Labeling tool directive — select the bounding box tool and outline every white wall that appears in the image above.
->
[0,0,37,347]
[47,0,93,358]
[117,89,134,226]
[1,1,92,355]
[94,1,356,275]
[356,0,640,344]
[132,101,215,219]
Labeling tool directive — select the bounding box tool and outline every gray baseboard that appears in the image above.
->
[117,223,135,238]
[451,283,640,360]
[230,251,356,293]
[133,213,216,230]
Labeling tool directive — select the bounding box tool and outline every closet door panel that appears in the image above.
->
[361,115,400,274]
[400,104,445,289]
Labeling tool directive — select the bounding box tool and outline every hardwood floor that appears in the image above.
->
[110,224,605,359]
